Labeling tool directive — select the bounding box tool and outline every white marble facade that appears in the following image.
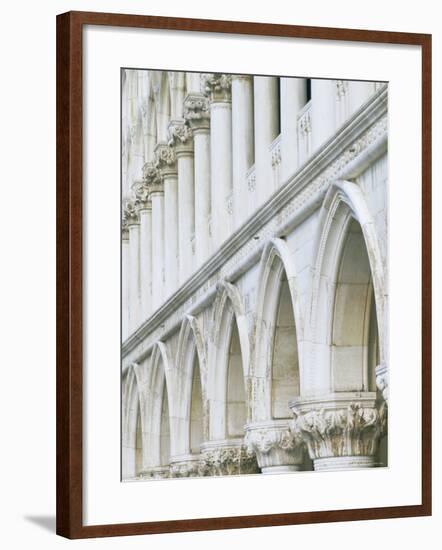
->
[121,70,388,480]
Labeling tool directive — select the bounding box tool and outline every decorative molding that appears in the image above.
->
[290,393,387,463]
[200,440,259,476]
[169,454,202,478]
[184,93,210,131]
[139,465,170,480]
[245,420,304,471]
[201,73,232,103]
[132,180,151,211]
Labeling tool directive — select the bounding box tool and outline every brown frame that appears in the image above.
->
[56,10,432,539]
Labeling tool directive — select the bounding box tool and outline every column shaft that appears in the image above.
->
[280,77,307,180]
[151,191,164,310]
[177,152,195,283]
[122,231,130,340]
[311,78,336,151]
[253,76,279,206]
[128,222,141,330]
[139,206,152,319]
[193,129,211,265]
[232,75,254,228]
[163,174,179,295]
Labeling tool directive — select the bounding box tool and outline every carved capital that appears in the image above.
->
[245,420,305,472]
[200,439,259,477]
[290,393,387,468]
[168,119,193,156]
[142,161,163,194]
[139,466,170,480]
[169,454,201,478]
[154,143,177,176]
[184,93,210,131]
[123,199,139,226]
[201,73,232,103]
[375,362,389,402]
[131,180,151,211]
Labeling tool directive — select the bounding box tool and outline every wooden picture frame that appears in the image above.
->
[56,10,432,539]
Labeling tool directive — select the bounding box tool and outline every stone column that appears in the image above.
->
[280,77,307,180]
[143,162,164,311]
[348,81,375,115]
[245,420,305,474]
[290,392,387,471]
[311,78,337,151]
[184,93,211,267]
[232,75,254,228]
[253,76,279,205]
[202,73,233,250]
[121,218,130,340]
[155,144,178,298]
[124,200,141,332]
[168,121,195,284]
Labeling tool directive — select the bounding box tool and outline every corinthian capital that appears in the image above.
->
[201,73,232,103]
[123,199,139,226]
[168,119,193,156]
[142,161,163,194]
[184,93,210,131]
[290,393,387,471]
[199,439,258,477]
[154,143,177,176]
[245,420,304,473]
[131,180,151,211]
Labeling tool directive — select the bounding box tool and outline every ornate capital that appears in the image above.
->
[131,180,151,211]
[201,73,232,103]
[169,454,201,478]
[184,93,210,131]
[168,119,193,156]
[245,420,304,472]
[142,161,163,194]
[200,439,258,476]
[290,393,387,467]
[375,362,388,402]
[139,466,170,480]
[123,199,139,226]
[154,143,177,176]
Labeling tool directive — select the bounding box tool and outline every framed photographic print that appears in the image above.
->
[56,11,432,539]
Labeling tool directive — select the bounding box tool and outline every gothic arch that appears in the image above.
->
[122,363,143,478]
[143,342,174,468]
[252,238,303,421]
[307,179,386,393]
[174,315,208,455]
[208,281,250,440]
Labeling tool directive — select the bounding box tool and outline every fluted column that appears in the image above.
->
[168,121,195,284]
[290,392,387,471]
[232,75,254,228]
[280,78,307,180]
[132,181,152,321]
[121,218,130,340]
[253,76,279,205]
[143,162,164,310]
[311,78,337,151]
[202,73,233,250]
[184,93,211,267]
[124,200,141,332]
[155,144,178,297]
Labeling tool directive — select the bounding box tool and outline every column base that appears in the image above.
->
[313,455,376,472]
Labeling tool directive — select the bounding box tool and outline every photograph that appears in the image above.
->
[120,70,389,481]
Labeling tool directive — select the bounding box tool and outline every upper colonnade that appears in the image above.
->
[122,70,382,337]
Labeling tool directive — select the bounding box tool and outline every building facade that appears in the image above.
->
[121,70,389,480]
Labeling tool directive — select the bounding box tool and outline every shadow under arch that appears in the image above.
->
[307,179,386,394]
[207,280,251,441]
[252,237,304,422]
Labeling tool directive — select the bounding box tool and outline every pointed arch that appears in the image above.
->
[307,179,386,394]
[252,238,303,421]
[122,363,143,479]
[174,315,208,455]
